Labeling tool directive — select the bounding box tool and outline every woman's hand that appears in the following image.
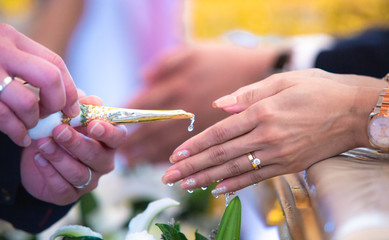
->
[162,69,385,196]
[20,96,127,205]
[120,42,280,166]
[0,24,79,147]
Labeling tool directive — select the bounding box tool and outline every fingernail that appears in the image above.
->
[116,125,128,137]
[90,122,105,137]
[212,95,237,108]
[211,186,227,198]
[70,101,80,117]
[56,126,72,142]
[39,139,55,154]
[162,169,181,184]
[34,153,48,167]
[182,178,196,188]
[23,135,31,147]
[170,150,190,163]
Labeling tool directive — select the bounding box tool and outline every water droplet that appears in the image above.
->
[188,115,195,132]
[201,187,207,190]
[225,193,230,207]
[187,190,194,194]
[167,183,174,187]
[253,183,258,186]
[215,195,219,199]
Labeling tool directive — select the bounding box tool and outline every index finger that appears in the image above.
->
[87,121,128,149]
[9,25,79,117]
[170,110,255,163]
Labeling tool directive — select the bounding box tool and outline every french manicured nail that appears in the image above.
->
[162,170,181,184]
[212,95,237,108]
[170,150,190,163]
[56,126,72,142]
[39,139,55,154]
[211,186,227,198]
[34,153,48,167]
[182,178,196,188]
[23,135,31,147]
[90,122,105,137]
[70,101,80,117]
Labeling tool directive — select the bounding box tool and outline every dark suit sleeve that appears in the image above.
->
[315,28,389,78]
[0,132,74,234]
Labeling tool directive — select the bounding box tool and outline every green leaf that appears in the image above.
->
[195,230,208,240]
[79,192,98,226]
[156,223,188,240]
[215,196,241,240]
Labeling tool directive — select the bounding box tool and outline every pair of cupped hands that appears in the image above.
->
[0,24,127,205]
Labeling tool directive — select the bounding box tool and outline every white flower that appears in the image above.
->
[49,198,180,240]
[125,198,180,240]
[125,231,155,240]
[49,225,102,240]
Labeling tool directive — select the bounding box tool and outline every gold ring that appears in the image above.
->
[247,152,261,170]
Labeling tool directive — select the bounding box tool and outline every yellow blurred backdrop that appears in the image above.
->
[188,0,389,39]
[0,0,33,17]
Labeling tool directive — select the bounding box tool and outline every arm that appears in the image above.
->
[162,69,388,196]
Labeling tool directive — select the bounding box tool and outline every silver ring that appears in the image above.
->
[247,152,261,170]
[74,167,92,189]
[0,76,12,94]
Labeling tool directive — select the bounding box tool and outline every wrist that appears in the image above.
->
[367,85,389,152]
[353,87,385,148]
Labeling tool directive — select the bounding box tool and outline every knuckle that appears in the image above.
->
[278,145,294,159]
[100,160,114,174]
[306,68,326,77]
[180,161,196,174]
[64,137,82,153]
[44,66,62,86]
[51,180,71,197]
[250,171,265,184]
[49,53,66,71]
[201,172,214,186]
[83,150,99,166]
[106,162,115,173]
[255,103,275,120]
[225,159,242,176]
[234,179,250,192]
[0,104,11,118]
[208,145,227,164]
[20,97,39,127]
[210,125,230,144]
[260,128,278,144]
[241,89,256,104]
[70,170,88,186]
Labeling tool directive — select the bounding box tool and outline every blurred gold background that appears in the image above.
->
[189,0,389,38]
